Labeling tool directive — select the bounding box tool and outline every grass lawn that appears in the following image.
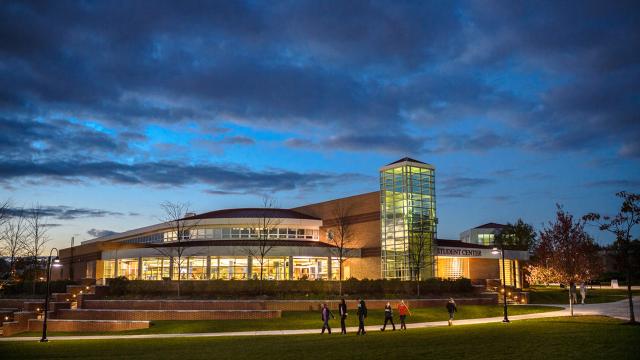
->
[14,305,559,336]
[528,286,640,304]
[2,316,638,360]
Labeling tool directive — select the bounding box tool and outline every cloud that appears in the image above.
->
[584,179,640,189]
[5,205,124,220]
[0,159,370,195]
[87,228,118,238]
[220,136,255,145]
[439,177,496,198]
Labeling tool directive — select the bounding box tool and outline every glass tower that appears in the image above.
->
[380,158,436,280]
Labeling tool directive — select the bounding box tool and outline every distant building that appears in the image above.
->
[55,158,528,288]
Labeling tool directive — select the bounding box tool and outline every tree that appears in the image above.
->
[584,191,640,324]
[1,209,27,279]
[243,197,280,291]
[494,219,537,251]
[24,204,51,295]
[326,200,355,296]
[0,199,9,227]
[534,205,602,316]
[407,214,436,297]
[153,201,200,297]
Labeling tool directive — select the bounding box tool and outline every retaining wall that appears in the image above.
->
[57,309,282,321]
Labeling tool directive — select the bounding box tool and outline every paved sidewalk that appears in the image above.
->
[1,298,636,342]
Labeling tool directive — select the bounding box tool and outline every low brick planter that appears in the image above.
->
[81,297,495,312]
[57,309,282,321]
[27,319,150,332]
[0,299,43,311]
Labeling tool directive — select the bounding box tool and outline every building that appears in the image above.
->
[55,158,528,288]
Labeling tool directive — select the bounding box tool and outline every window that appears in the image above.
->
[211,257,248,280]
[141,257,170,280]
[103,260,115,279]
[118,258,139,280]
[173,256,207,280]
[436,257,469,279]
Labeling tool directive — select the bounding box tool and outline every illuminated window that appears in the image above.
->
[499,259,515,286]
[103,260,115,279]
[436,257,470,279]
[141,257,170,280]
[211,257,248,280]
[118,258,139,280]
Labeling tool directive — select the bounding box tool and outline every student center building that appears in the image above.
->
[57,158,528,288]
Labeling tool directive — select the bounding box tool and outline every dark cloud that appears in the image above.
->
[439,177,496,198]
[0,159,370,195]
[5,206,123,220]
[584,179,640,189]
[0,0,638,183]
[220,136,255,145]
[87,228,118,238]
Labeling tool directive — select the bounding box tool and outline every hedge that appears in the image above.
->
[0,280,78,297]
[106,277,473,298]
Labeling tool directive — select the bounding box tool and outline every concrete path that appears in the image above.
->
[1,298,637,342]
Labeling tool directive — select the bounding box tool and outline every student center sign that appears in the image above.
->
[55,158,529,289]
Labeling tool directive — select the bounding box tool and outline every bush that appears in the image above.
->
[105,278,474,299]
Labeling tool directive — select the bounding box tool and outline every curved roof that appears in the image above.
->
[183,208,320,220]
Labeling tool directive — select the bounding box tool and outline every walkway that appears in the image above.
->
[1,297,637,342]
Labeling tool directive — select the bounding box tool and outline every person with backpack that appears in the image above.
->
[380,302,396,331]
[446,298,457,326]
[338,299,348,334]
[320,303,335,334]
[356,298,368,335]
[397,300,411,330]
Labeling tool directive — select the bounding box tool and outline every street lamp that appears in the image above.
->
[40,248,62,342]
[492,246,510,323]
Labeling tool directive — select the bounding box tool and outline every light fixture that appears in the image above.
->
[52,257,62,267]
[491,247,500,255]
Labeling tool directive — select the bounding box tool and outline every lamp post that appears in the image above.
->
[492,246,509,323]
[40,248,62,342]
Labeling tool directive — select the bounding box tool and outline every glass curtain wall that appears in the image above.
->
[141,257,170,280]
[380,161,436,280]
[210,257,249,280]
[250,257,288,280]
[118,258,139,280]
[173,256,208,280]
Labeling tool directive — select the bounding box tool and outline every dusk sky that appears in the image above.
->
[1,0,639,250]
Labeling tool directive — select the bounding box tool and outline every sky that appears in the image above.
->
[1,0,639,251]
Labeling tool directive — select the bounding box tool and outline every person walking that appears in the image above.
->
[397,300,411,330]
[356,298,367,335]
[569,282,577,305]
[580,282,587,304]
[338,299,348,334]
[380,302,396,331]
[446,298,457,326]
[320,303,335,334]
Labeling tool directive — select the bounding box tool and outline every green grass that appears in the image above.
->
[528,286,640,304]
[2,316,638,360]
[14,305,558,336]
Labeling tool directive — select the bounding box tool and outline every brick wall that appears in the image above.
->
[57,309,281,321]
[1,311,36,336]
[82,297,495,312]
[27,319,150,332]
[0,299,43,311]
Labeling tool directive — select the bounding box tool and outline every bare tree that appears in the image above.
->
[243,197,280,291]
[0,199,9,227]
[584,191,639,324]
[326,200,355,296]
[1,209,27,279]
[407,214,436,297]
[24,204,51,295]
[152,201,200,297]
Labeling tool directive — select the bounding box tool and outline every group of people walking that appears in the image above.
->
[320,298,458,334]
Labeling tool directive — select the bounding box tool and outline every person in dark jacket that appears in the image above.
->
[338,299,348,334]
[356,298,368,335]
[380,302,396,331]
[321,303,335,334]
[446,298,457,326]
